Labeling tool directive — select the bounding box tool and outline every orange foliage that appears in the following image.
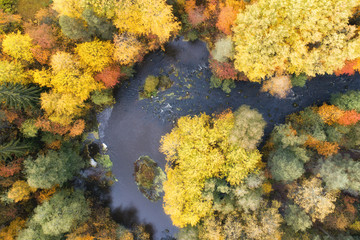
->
[305,136,339,157]
[0,158,22,178]
[188,7,206,26]
[209,59,238,80]
[336,110,360,126]
[35,118,71,135]
[25,23,57,49]
[4,110,18,124]
[69,119,86,137]
[94,66,122,88]
[317,103,344,125]
[216,6,237,35]
[0,217,26,240]
[46,139,62,150]
[334,60,357,76]
[261,75,292,98]
[36,186,57,203]
[31,46,51,65]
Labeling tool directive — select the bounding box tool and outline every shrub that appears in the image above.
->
[143,75,159,95]
[211,37,234,63]
[291,74,307,87]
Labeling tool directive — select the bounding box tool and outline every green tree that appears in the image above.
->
[81,8,115,40]
[330,90,360,112]
[58,15,91,41]
[30,190,90,236]
[284,204,312,232]
[24,146,85,188]
[0,83,40,110]
[0,139,28,161]
[233,0,360,82]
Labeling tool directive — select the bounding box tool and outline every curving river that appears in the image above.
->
[98,37,360,239]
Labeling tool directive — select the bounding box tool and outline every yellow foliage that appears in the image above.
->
[2,32,34,62]
[52,0,84,18]
[233,0,360,82]
[113,34,143,65]
[50,51,79,73]
[0,218,26,240]
[81,0,117,19]
[349,221,360,232]
[317,103,345,125]
[40,92,85,125]
[7,180,36,203]
[262,182,273,195]
[160,112,262,227]
[32,69,52,87]
[51,69,103,101]
[0,60,28,85]
[75,39,114,72]
[114,0,180,44]
[36,186,57,203]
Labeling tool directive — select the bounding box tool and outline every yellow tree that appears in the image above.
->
[52,0,84,18]
[160,111,262,227]
[0,218,26,240]
[233,0,360,82]
[113,34,143,65]
[7,180,36,203]
[2,32,34,62]
[75,39,114,72]
[114,0,180,44]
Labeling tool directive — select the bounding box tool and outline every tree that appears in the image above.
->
[216,6,237,35]
[0,158,22,177]
[209,59,238,80]
[40,92,85,125]
[288,177,337,222]
[113,34,143,65]
[0,83,40,110]
[211,37,234,63]
[81,9,115,40]
[229,105,266,150]
[160,110,262,227]
[75,39,114,72]
[25,23,57,50]
[0,140,28,161]
[7,180,36,202]
[114,0,180,44]
[284,204,312,232]
[49,51,79,73]
[0,61,27,85]
[331,90,360,112]
[58,15,91,41]
[52,0,83,18]
[94,65,121,88]
[81,0,117,19]
[268,148,305,182]
[2,32,34,62]
[0,217,26,240]
[30,190,90,236]
[233,0,360,82]
[24,146,85,188]
[317,103,344,125]
[261,75,292,98]
[337,110,360,126]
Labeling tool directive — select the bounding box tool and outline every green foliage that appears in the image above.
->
[81,8,115,40]
[0,139,28,161]
[211,37,234,63]
[318,154,360,193]
[90,89,115,106]
[268,148,305,182]
[209,75,222,89]
[186,30,199,42]
[291,74,307,87]
[221,79,235,93]
[30,190,90,236]
[20,119,39,138]
[18,223,62,240]
[94,153,112,170]
[230,105,266,150]
[176,226,199,240]
[0,83,40,110]
[24,146,85,188]
[143,75,159,96]
[331,90,360,112]
[158,75,173,91]
[58,15,91,41]
[0,0,17,14]
[284,204,312,232]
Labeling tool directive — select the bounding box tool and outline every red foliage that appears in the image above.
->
[216,6,237,35]
[31,46,51,65]
[0,158,22,178]
[334,60,357,76]
[336,110,360,126]
[209,59,238,80]
[25,23,57,49]
[94,66,122,88]
[188,7,207,26]
[35,118,71,135]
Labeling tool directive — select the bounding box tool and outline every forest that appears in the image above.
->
[1,0,360,239]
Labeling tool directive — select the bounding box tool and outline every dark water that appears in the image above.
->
[100,37,360,239]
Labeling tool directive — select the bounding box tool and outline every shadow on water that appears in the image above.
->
[99,37,360,239]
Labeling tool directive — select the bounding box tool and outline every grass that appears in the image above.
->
[16,0,50,20]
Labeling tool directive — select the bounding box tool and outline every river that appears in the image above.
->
[98,37,360,239]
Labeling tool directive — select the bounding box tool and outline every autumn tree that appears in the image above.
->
[261,75,292,98]
[331,90,360,112]
[0,61,28,85]
[0,217,26,240]
[94,65,121,88]
[288,177,337,222]
[284,204,312,232]
[7,180,36,202]
[75,39,114,72]
[211,37,234,63]
[2,32,34,62]
[160,109,262,227]
[216,6,237,35]
[0,158,22,177]
[233,0,360,82]
[113,34,143,65]
[24,146,85,188]
[114,0,180,44]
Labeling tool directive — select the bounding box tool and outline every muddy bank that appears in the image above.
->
[100,37,360,239]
